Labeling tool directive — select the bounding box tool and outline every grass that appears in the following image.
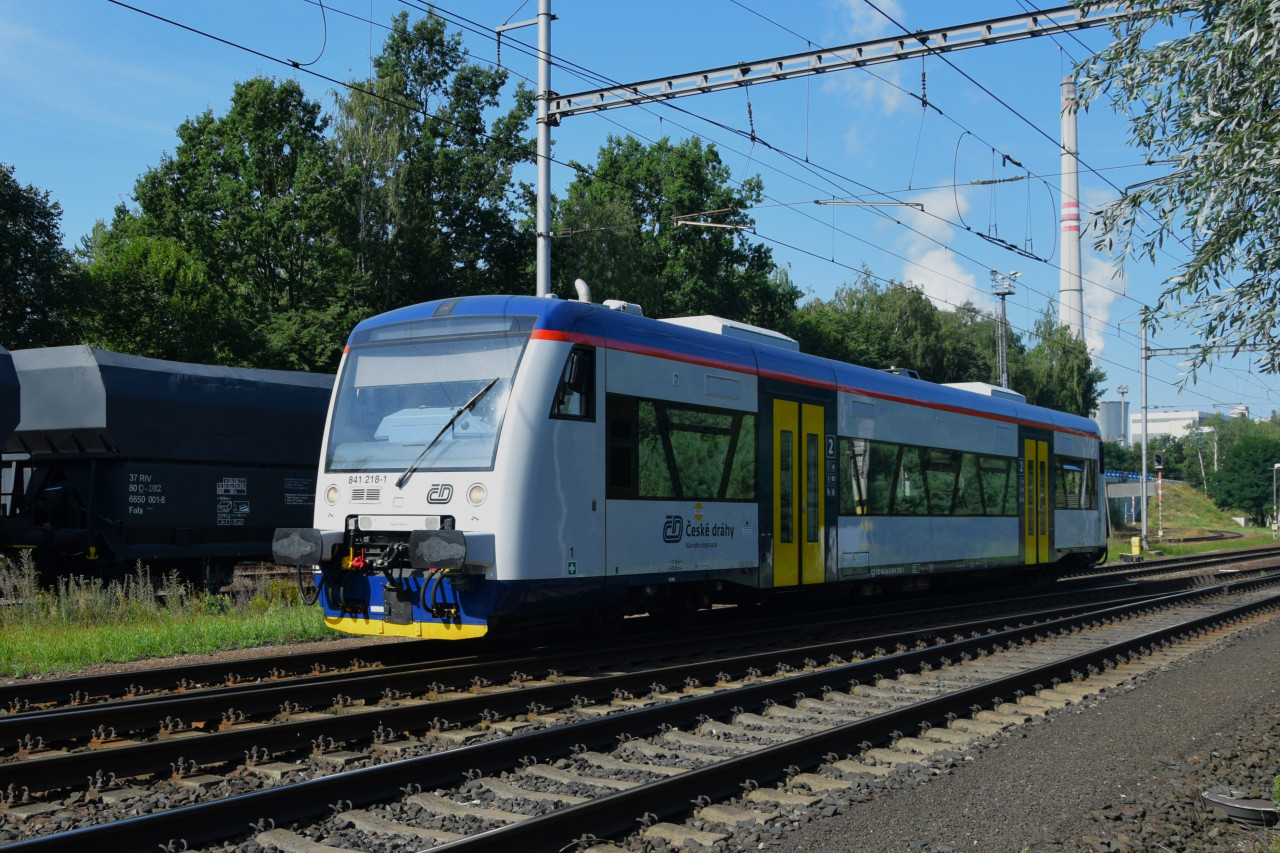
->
[0,480,1270,674]
[0,552,331,677]
[1106,480,1278,562]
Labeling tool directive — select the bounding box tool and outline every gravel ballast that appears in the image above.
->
[767,617,1280,853]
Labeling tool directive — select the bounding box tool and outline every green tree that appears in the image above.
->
[1078,0,1280,374]
[1015,307,1105,417]
[935,300,999,385]
[1102,440,1142,473]
[0,163,83,347]
[1209,432,1280,525]
[553,135,798,328]
[793,276,941,374]
[333,11,536,310]
[93,77,359,370]
[78,218,234,363]
[792,272,1005,386]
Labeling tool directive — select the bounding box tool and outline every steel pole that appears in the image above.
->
[535,0,552,296]
[1140,323,1149,551]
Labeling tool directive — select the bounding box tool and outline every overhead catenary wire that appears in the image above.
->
[374,0,1151,336]
[107,0,1271,409]
[700,2,1238,384]
[105,0,1144,346]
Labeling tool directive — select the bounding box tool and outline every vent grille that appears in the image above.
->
[351,488,381,503]
[705,374,740,399]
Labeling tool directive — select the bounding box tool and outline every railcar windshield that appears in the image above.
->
[325,315,534,473]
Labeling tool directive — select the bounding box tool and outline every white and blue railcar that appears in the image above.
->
[273,294,1107,639]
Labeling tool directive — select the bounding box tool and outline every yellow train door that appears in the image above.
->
[773,399,826,586]
[1023,437,1050,564]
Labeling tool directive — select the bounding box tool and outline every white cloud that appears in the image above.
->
[819,0,911,148]
[895,186,997,314]
[901,246,989,313]
[830,0,904,40]
[1082,253,1123,358]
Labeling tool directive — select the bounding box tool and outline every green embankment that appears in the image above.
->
[1108,480,1274,561]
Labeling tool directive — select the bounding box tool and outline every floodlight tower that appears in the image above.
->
[991,270,1019,389]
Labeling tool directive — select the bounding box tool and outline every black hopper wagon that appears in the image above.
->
[0,344,18,477]
[0,346,333,589]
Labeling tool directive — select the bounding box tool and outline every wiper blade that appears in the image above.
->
[395,377,500,490]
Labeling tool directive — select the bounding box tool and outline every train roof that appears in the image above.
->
[0,345,18,449]
[3,346,335,464]
[350,295,1100,440]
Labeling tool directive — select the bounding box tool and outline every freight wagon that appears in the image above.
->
[1,346,333,587]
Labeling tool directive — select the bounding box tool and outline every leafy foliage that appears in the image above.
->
[1210,432,1280,525]
[1015,306,1105,417]
[1077,0,1280,374]
[333,11,536,310]
[789,275,1104,417]
[78,220,232,363]
[553,135,799,329]
[84,78,360,370]
[0,163,83,347]
[792,273,1005,386]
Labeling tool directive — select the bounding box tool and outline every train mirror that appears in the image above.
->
[565,348,593,394]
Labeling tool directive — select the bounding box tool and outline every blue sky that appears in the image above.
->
[2,0,1274,418]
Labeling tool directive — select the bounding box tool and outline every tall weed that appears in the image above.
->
[0,555,329,675]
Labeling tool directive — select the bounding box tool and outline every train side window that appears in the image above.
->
[859,441,1017,518]
[954,452,984,516]
[638,401,677,498]
[838,437,869,516]
[978,456,1016,516]
[665,406,756,500]
[724,414,757,500]
[865,441,898,516]
[551,346,595,421]
[609,393,757,502]
[606,394,638,498]
[1055,457,1082,509]
[893,446,927,515]
[922,447,961,515]
[1054,456,1096,510]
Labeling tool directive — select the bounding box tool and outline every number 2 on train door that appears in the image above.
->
[773,399,826,587]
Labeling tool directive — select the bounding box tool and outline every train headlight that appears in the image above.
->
[325,485,340,505]
[467,483,487,506]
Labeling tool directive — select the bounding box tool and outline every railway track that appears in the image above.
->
[1060,542,1280,582]
[3,547,1272,796]
[5,544,1271,716]
[0,579,1182,795]
[2,561,1278,852]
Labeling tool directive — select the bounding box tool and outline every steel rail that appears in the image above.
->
[6,578,1277,852]
[0,638,452,710]
[0,566,1182,745]
[0,583,1189,792]
[4,544,1268,712]
[443,592,1280,853]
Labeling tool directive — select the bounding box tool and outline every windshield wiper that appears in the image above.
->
[395,377,500,490]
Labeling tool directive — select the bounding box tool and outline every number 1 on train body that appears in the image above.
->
[772,399,826,587]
